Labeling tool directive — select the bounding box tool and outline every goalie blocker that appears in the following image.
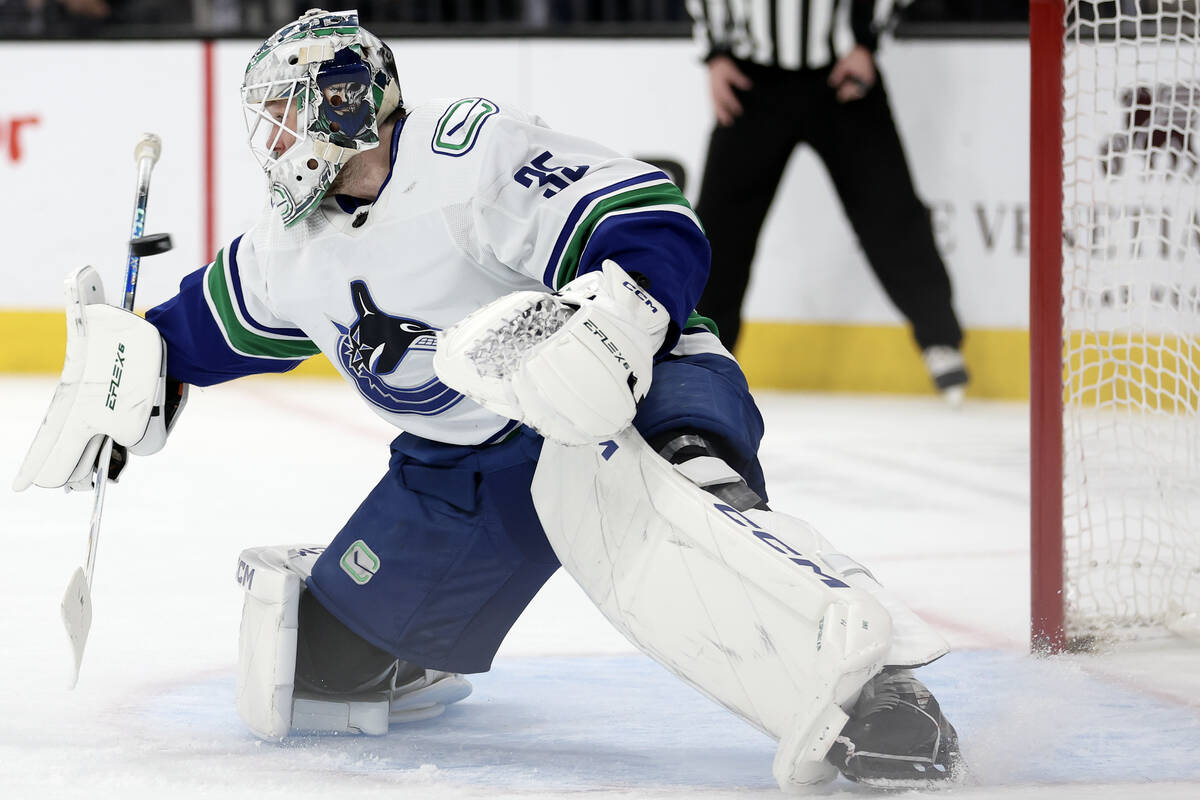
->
[13,265,188,493]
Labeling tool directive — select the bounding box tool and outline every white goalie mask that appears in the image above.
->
[242,8,402,227]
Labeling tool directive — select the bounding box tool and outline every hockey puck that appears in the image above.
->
[130,233,174,257]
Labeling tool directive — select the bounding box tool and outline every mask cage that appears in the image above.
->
[242,77,314,173]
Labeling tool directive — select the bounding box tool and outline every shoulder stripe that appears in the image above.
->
[544,172,698,288]
[203,248,320,360]
[587,202,702,230]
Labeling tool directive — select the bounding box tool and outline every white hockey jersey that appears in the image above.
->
[147,98,718,445]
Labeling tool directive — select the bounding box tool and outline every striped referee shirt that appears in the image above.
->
[687,0,898,70]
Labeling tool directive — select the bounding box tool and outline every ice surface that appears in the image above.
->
[2,376,1197,799]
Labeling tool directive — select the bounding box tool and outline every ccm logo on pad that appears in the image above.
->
[714,504,849,588]
[621,280,660,314]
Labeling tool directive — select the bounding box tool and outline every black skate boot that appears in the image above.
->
[826,668,965,788]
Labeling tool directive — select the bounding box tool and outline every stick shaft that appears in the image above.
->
[84,135,162,585]
[84,439,113,584]
[122,141,159,312]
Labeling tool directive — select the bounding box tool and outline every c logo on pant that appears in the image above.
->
[340,539,381,585]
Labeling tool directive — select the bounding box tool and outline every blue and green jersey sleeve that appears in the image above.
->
[145,235,318,386]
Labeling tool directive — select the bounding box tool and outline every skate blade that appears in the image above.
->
[846,758,968,790]
[389,674,473,723]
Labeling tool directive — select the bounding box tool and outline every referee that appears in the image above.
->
[687,0,969,401]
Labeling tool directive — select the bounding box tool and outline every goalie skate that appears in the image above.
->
[387,666,473,723]
[825,669,965,788]
[291,661,472,733]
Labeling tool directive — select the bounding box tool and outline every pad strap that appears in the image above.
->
[672,455,742,488]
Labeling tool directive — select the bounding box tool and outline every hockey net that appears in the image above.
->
[1032,0,1200,650]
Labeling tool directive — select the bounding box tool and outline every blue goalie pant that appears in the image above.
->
[305,353,766,674]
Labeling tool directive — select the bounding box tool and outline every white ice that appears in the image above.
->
[2,376,1198,799]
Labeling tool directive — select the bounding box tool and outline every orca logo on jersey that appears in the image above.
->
[332,280,465,416]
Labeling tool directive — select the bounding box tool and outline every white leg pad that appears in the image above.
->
[822,554,951,669]
[235,544,390,740]
[531,428,896,790]
[235,544,318,740]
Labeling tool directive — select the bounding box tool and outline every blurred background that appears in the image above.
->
[2,1,1032,398]
[0,1,1029,37]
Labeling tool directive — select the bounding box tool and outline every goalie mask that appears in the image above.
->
[242,8,402,227]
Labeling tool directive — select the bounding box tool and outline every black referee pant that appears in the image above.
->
[694,60,963,352]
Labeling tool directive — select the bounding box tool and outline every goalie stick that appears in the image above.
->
[61,133,173,688]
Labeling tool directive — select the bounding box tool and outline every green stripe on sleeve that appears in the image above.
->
[205,251,321,360]
[554,183,697,289]
[685,311,719,337]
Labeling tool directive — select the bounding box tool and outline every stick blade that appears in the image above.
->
[61,567,93,689]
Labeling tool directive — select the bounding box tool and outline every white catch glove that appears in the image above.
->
[435,260,669,445]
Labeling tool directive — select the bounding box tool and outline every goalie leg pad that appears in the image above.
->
[822,554,950,669]
[531,428,895,790]
[236,544,330,740]
[235,545,473,740]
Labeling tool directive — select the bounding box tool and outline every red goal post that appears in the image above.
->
[1030,0,1066,653]
[1030,0,1200,653]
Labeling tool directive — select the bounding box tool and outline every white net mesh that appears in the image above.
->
[1062,1,1200,642]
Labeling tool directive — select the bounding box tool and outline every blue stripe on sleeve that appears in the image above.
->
[575,209,711,354]
[145,265,305,386]
[541,171,670,287]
